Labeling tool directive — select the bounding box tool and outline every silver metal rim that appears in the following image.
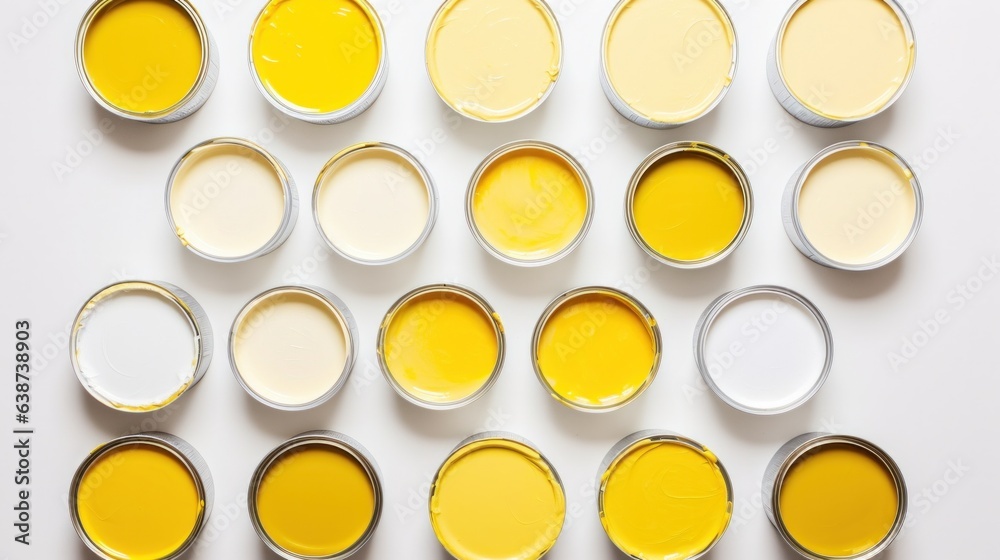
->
[247,0,388,124]
[596,430,734,560]
[69,432,214,560]
[770,0,917,127]
[248,431,383,560]
[465,140,594,267]
[625,142,754,269]
[313,142,439,265]
[376,284,505,410]
[70,280,213,412]
[424,0,563,123]
[599,0,739,129]
[762,433,908,560]
[229,285,358,411]
[165,137,298,263]
[531,286,662,413]
[784,141,924,271]
[75,0,217,123]
[693,285,834,415]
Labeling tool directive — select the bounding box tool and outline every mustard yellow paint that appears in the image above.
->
[536,289,657,409]
[82,0,203,114]
[382,289,501,405]
[632,149,745,262]
[472,146,589,262]
[779,443,899,557]
[76,443,202,560]
[431,438,565,559]
[251,0,382,114]
[600,439,732,559]
[256,444,376,557]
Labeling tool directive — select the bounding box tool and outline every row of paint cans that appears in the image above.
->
[68,430,906,559]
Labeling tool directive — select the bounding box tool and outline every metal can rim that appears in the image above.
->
[70,280,212,412]
[599,0,739,129]
[464,140,595,267]
[693,285,834,415]
[247,430,383,560]
[624,141,754,269]
[69,432,214,560]
[376,284,506,410]
[785,140,924,271]
[228,285,359,411]
[530,286,663,413]
[312,142,439,266]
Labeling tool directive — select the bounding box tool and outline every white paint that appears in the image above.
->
[231,289,349,407]
[315,145,430,263]
[74,286,199,409]
[169,141,286,259]
[702,292,828,413]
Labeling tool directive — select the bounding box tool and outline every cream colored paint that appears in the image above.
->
[169,142,286,259]
[315,146,431,262]
[780,0,914,120]
[232,289,349,406]
[605,0,735,124]
[426,0,561,121]
[798,145,916,266]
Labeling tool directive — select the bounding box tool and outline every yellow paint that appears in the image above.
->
[431,438,565,559]
[780,0,914,120]
[536,289,657,409]
[632,149,745,262]
[256,444,376,557]
[600,439,732,559]
[779,443,899,557]
[382,289,501,405]
[472,146,589,262]
[251,0,382,114]
[605,0,735,124]
[76,443,202,560]
[426,0,561,121]
[82,0,203,114]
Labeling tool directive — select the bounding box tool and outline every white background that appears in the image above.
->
[1,0,997,558]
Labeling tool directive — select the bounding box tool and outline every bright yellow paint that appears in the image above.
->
[76,443,202,560]
[632,150,745,262]
[251,0,382,114]
[431,439,565,559]
[472,146,588,262]
[256,444,376,557]
[82,0,203,114]
[383,289,501,405]
[600,440,732,559]
[536,290,657,409]
[779,443,899,557]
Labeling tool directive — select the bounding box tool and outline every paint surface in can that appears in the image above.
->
[779,443,899,557]
[76,443,202,559]
[251,0,382,114]
[82,0,203,114]
[169,141,287,260]
[471,146,588,262]
[632,150,745,263]
[600,439,730,558]
[232,288,349,407]
[798,144,916,266]
[382,289,500,405]
[426,0,561,121]
[256,444,377,557]
[780,0,913,120]
[536,290,657,409]
[431,438,565,559]
[604,0,735,124]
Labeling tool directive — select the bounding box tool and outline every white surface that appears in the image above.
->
[0,0,997,558]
